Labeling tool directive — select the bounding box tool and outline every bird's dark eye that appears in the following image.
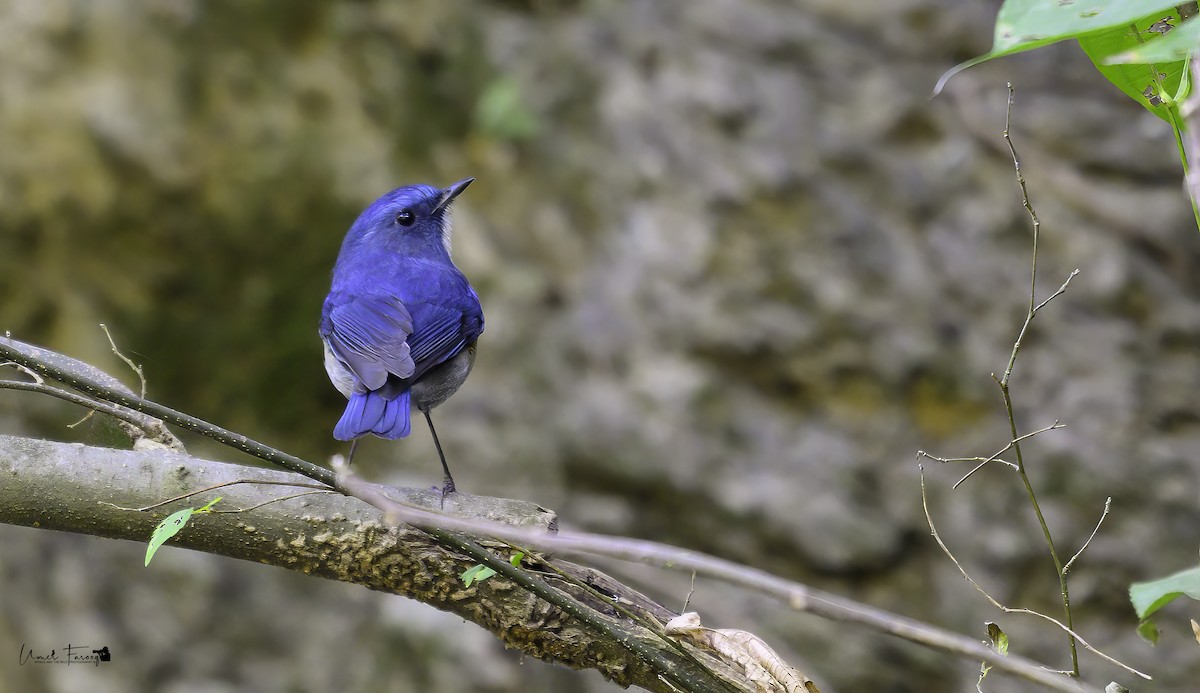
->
[395,209,415,226]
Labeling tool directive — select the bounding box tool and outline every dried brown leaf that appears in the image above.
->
[665,612,819,693]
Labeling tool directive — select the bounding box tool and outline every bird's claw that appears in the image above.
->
[437,477,456,509]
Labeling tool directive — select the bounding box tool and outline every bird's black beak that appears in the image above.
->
[434,177,474,214]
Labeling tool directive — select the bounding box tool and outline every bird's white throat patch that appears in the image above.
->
[441,210,454,256]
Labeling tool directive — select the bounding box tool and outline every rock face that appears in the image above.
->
[1,1,1196,690]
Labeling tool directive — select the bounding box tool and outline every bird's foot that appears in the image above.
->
[438,476,457,509]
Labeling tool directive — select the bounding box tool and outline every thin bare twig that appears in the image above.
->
[917,421,1064,489]
[951,458,1003,488]
[213,490,337,514]
[99,478,331,513]
[100,323,147,398]
[1033,270,1080,314]
[1000,85,1039,388]
[1,361,44,385]
[66,409,97,429]
[916,451,1016,468]
[920,467,1149,680]
[683,571,698,614]
[1063,498,1112,576]
[0,380,157,437]
[953,421,1065,489]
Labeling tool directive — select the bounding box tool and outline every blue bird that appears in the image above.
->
[320,178,483,494]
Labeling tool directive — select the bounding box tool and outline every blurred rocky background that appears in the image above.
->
[2,0,1198,691]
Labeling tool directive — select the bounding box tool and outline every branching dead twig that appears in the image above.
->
[1,360,45,385]
[919,84,1132,688]
[100,323,147,398]
[917,420,1064,489]
[1,335,183,450]
[920,467,1150,680]
[1063,498,1112,576]
[998,82,1082,676]
[0,379,161,437]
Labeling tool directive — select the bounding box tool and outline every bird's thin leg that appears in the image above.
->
[346,438,360,466]
[423,410,456,496]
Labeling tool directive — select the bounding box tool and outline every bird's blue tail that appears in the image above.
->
[334,389,411,440]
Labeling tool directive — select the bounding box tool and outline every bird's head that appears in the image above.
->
[344,178,474,259]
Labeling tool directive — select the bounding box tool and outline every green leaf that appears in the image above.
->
[985,621,1010,656]
[1079,12,1188,121]
[1136,618,1161,645]
[145,507,194,567]
[992,0,1181,54]
[143,498,221,567]
[1130,565,1200,619]
[1108,15,1200,64]
[977,621,1009,686]
[461,564,497,588]
[935,0,1182,95]
[510,551,525,568]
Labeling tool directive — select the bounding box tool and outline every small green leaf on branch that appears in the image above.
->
[145,497,222,566]
[461,564,497,587]
[985,622,1010,656]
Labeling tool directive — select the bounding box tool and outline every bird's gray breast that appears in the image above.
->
[411,341,477,412]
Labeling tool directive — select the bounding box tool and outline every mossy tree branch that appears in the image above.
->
[0,434,756,692]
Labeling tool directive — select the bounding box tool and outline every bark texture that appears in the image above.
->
[0,433,765,692]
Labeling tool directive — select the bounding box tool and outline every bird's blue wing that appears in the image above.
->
[405,299,484,379]
[320,294,416,391]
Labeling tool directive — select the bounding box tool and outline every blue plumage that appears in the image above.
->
[320,179,483,491]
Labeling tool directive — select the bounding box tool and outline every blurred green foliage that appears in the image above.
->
[475,78,541,140]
